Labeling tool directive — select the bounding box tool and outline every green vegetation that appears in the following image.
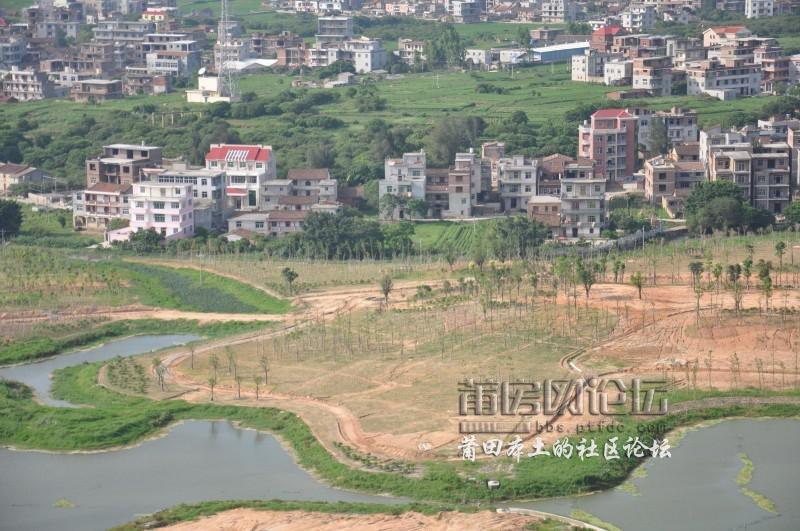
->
[115,262,291,313]
[736,453,778,513]
[113,500,457,531]
[412,221,491,254]
[570,509,622,531]
[2,360,800,504]
[14,204,99,248]
[0,319,267,366]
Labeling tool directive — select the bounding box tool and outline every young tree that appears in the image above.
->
[258,352,269,385]
[775,241,786,286]
[189,345,195,370]
[253,375,263,400]
[444,246,456,271]
[208,375,217,401]
[742,256,753,289]
[577,259,596,306]
[380,274,393,305]
[235,374,243,399]
[727,264,743,314]
[152,357,165,391]
[281,267,299,294]
[688,261,704,288]
[209,352,220,379]
[630,271,645,300]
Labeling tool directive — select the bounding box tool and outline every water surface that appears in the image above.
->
[515,419,800,530]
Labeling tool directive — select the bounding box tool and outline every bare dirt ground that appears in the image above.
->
[152,279,800,462]
[158,509,545,531]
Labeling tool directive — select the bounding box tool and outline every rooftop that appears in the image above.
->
[287,168,331,181]
[86,183,132,193]
[206,144,272,163]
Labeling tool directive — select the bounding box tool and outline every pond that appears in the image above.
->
[0,336,404,531]
[513,418,800,531]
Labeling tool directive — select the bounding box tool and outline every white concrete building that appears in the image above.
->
[745,0,773,18]
[540,0,576,23]
[204,144,276,211]
[130,181,195,239]
[621,5,656,32]
[604,59,634,86]
[498,156,538,213]
[560,160,606,239]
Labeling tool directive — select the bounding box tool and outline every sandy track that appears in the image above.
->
[158,508,546,531]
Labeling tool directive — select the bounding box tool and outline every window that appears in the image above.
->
[171,202,179,209]
[202,191,208,198]
[135,214,144,221]
[153,201,165,209]
[256,163,264,169]
[135,201,144,208]
[236,221,242,228]
[172,215,179,222]
[255,221,264,229]
[154,214,165,222]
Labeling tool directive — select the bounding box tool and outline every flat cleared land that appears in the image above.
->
[158,508,552,531]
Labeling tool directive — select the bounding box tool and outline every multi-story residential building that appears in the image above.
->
[130,181,195,239]
[644,143,705,205]
[204,144,276,211]
[251,31,304,58]
[702,25,752,48]
[140,167,229,230]
[540,0,576,23]
[527,196,561,232]
[667,37,707,71]
[745,0,774,17]
[578,109,638,180]
[0,36,25,67]
[560,160,607,239]
[0,163,47,196]
[70,79,123,102]
[708,142,792,213]
[343,37,387,73]
[685,55,761,100]
[604,58,634,85]
[380,151,427,219]
[538,153,573,196]
[448,1,481,23]
[754,45,790,93]
[590,24,626,52]
[215,39,251,71]
[634,106,699,152]
[446,151,482,218]
[396,38,425,65]
[0,67,60,101]
[262,168,338,211]
[227,209,309,238]
[85,144,163,186]
[621,4,656,32]
[316,16,353,47]
[497,156,538,213]
[142,33,199,78]
[276,46,306,68]
[123,68,169,95]
[633,55,673,96]
[93,20,154,45]
[571,49,614,82]
[72,183,132,230]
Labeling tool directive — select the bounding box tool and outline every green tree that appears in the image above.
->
[784,202,800,225]
[380,274,393,305]
[281,267,298,294]
[630,271,645,299]
[0,199,23,239]
[775,241,786,286]
[406,198,429,218]
[688,261,704,288]
[648,116,669,155]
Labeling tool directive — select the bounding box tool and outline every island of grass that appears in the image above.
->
[0,319,270,366]
[117,262,291,314]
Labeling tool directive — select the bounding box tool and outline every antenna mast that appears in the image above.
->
[218,0,238,100]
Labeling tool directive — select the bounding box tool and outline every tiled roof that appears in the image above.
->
[278,195,317,205]
[205,144,271,162]
[287,168,330,181]
[268,210,308,221]
[86,183,132,193]
[593,108,633,119]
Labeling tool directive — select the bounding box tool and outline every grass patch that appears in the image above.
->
[0,319,268,366]
[14,205,100,249]
[736,453,778,514]
[116,262,291,314]
[112,500,455,531]
[53,498,75,509]
[570,509,622,531]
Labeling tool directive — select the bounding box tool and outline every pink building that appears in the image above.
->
[578,108,638,180]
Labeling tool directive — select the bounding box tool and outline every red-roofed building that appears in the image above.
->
[702,26,752,48]
[578,109,638,180]
[591,24,626,52]
[205,144,276,210]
